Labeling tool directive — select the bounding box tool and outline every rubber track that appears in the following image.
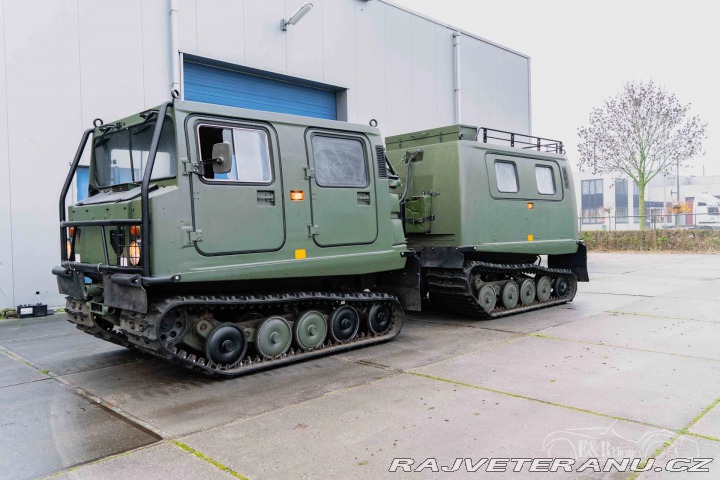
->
[426,261,577,319]
[78,291,403,377]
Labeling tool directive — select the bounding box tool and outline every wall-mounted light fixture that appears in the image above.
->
[281,3,314,31]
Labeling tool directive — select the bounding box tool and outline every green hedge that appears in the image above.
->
[580,230,720,253]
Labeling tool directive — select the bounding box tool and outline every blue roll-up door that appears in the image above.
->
[184,61,337,120]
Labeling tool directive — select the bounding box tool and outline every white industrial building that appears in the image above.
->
[575,171,720,231]
[0,0,534,309]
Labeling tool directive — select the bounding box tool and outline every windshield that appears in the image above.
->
[92,117,177,188]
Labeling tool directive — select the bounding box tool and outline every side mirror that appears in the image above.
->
[207,142,233,174]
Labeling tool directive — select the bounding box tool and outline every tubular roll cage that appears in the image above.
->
[478,127,565,154]
[59,102,171,278]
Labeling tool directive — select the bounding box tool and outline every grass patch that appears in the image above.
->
[581,230,720,253]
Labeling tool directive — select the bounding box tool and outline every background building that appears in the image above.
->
[575,171,720,231]
[0,0,534,309]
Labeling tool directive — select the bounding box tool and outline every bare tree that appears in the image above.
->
[577,81,706,229]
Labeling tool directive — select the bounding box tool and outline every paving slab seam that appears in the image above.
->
[414,313,600,335]
[527,333,720,363]
[338,357,404,372]
[58,355,150,379]
[178,366,404,440]
[513,311,606,334]
[4,346,362,480]
[39,440,165,479]
[0,376,52,389]
[410,317,527,335]
[665,293,720,302]
[170,440,251,479]
[630,396,720,480]
[343,348,720,442]
[582,292,656,298]
[0,344,167,440]
[0,331,79,344]
[408,371,680,435]
[370,331,540,373]
[604,310,720,324]
[0,343,42,369]
[685,431,720,443]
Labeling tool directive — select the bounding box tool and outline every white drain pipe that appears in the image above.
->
[170,0,181,98]
[453,32,461,124]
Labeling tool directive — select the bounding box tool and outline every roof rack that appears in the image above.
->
[478,127,564,154]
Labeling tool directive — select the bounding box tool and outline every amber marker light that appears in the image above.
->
[527,202,534,209]
[130,225,141,235]
[290,190,305,201]
[128,240,142,266]
[528,234,534,242]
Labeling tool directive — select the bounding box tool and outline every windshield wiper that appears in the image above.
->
[139,109,158,121]
[98,122,125,134]
[132,122,154,134]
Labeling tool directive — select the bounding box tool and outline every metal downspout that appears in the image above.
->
[453,32,461,124]
[170,0,180,97]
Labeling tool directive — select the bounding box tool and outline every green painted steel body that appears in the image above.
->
[386,125,579,255]
[57,102,586,376]
[69,101,407,282]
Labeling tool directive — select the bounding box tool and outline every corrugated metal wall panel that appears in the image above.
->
[184,61,337,120]
[4,0,83,308]
[0,0,531,309]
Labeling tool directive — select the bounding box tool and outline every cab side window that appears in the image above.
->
[312,136,368,188]
[197,125,272,183]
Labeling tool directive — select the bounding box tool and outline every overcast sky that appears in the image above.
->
[390,0,720,176]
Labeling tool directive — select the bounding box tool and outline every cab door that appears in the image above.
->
[306,132,378,247]
[189,120,284,255]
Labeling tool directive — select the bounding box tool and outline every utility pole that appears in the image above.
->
[676,157,681,204]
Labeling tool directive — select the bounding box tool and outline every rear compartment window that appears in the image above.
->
[197,125,272,183]
[312,136,368,188]
[495,161,519,193]
[535,165,556,195]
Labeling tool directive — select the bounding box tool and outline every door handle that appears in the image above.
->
[257,190,276,206]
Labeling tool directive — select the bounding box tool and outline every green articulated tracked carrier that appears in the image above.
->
[54,100,588,376]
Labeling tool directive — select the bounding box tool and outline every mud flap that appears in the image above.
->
[548,242,589,282]
[52,266,87,300]
[104,274,148,313]
[378,255,422,311]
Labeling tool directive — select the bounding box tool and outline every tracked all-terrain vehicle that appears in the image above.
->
[54,100,588,376]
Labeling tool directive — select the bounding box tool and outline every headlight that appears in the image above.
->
[128,239,142,266]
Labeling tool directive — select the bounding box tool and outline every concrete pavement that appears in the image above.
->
[1,253,718,479]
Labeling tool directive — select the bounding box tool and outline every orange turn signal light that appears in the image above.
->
[130,225,141,235]
[290,190,305,201]
[68,227,75,236]
[527,202,534,210]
